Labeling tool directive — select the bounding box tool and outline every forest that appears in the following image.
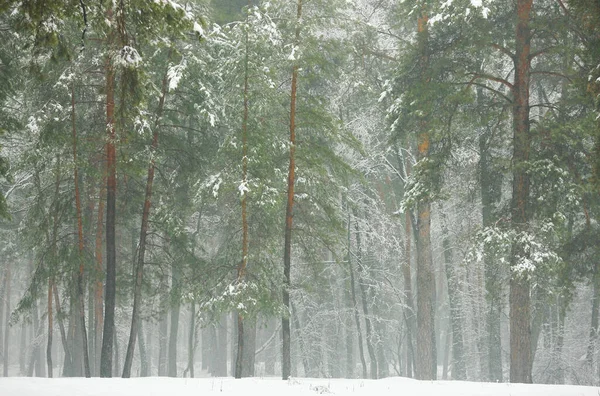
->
[0,0,599,387]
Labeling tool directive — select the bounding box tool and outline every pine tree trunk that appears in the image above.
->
[241,321,256,377]
[290,303,310,377]
[122,63,168,378]
[47,280,53,378]
[441,212,466,380]
[71,83,91,378]
[354,217,378,379]
[414,10,437,381]
[344,275,355,379]
[282,0,303,380]
[478,87,503,383]
[19,322,26,375]
[187,303,195,378]
[216,315,228,376]
[587,265,600,365]
[348,214,367,379]
[168,259,181,378]
[138,321,149,377]
[158,306,168,376]
[53,284,71,376]
[403,209,416,378]
[2,262,10,377]
[101,5,117,374]
[509,0,533,384]
[94,181,105,377]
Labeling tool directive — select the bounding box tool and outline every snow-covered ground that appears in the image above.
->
[2,376,599,396]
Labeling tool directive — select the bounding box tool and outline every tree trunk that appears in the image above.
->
[587,264,600,366]
[19,322,26,374]
[101,5,117,375]
[414,9,437,381]
[187,303,196,378]
[348,214,367,379]
[2,262,10,377]
[403,208,416,378]
[52,285,71,378]
[158,306,168,376]
[235,0,251,380]
[47,279,53,378]
[290,303,310,377]
[168,260,181,378]
[138,321,149,377]
[441,212,466,380]
[478,86,504,383]
[354,217,378,379]
[216,314,228,376]
[509,0,533,384]
[94,180,105,376]
[113,330,120,375]
[122,63,168,379]
[71,83,91,378]
[282,0,303,380]
[241,320,256,377]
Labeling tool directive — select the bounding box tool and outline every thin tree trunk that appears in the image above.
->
[2,262,10,377]
[122,60,169,379]
[94,180,105,376]
[187,303,196,378]
[403,208,416,378]
[53,284,71,376]
[587,264,600,365]
[236,0,251,380]
[348,214,367,378]
[19,322,26,374]
[354,216,378,379]
[168,259,181,378]
[290,303,310,376]
[509,0,533,384]
[71,82,91,378]
[47,279,53,378]
[100,3,118,378]
[113,330,120,375]
[28,300,41,377]
[282,0,303,380]
[158,305,168,376]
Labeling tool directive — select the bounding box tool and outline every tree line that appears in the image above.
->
[0,0,598,385]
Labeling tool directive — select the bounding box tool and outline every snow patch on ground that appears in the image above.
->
[1,377,599,396]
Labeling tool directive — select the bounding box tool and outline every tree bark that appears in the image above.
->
[186,303,196,378]
[478,86,504,383]
[158,304,168,376]
[354,217,378,379]
[47,279,53,378]
[100,4,117,375]
[282,0,303,380]
[2,262,10,377]
[414,9,437,381]
[168,260,181,377]
[94,180,105,376]
[441,211,466,380]
[348,214,367,378]
[509,0,533,384]
[71,83,92,378]
[122,58,169,379]
[236,0,251,380]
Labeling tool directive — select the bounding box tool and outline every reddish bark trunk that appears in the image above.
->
[282,0,303,381]
[509,0,533,384]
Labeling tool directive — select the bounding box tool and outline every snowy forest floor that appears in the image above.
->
[2,376,599,396]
